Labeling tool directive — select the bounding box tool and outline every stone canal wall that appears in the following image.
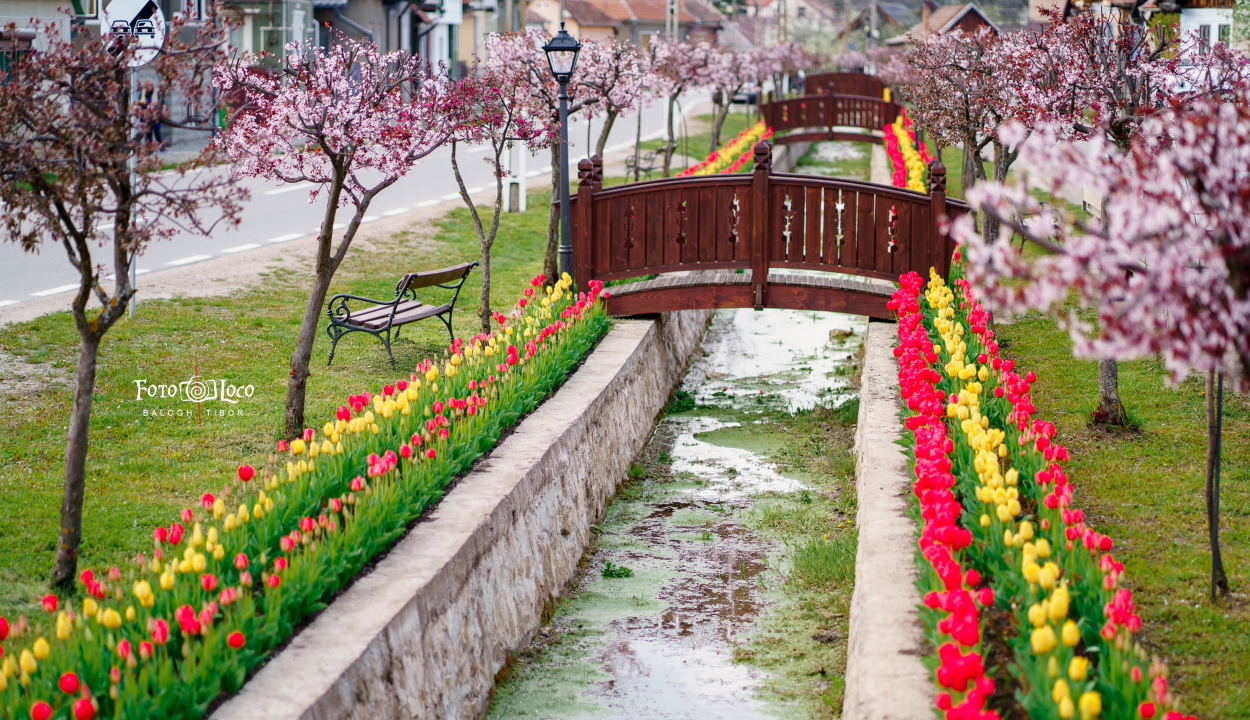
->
[843,319,934,719]
[211,310,714,720]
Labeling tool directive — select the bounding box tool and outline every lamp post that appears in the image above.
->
[543,22,581,282]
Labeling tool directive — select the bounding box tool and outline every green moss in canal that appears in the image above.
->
[732,403,860,719]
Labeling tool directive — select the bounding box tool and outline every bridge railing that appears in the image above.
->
[570,141,966,308]
[802,71,890,99]
[758,95,903,145]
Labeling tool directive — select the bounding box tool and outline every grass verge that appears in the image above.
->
[993,312,1250,719]
[0,192,553,622]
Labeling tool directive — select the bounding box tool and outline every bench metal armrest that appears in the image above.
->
[326,292,400,325]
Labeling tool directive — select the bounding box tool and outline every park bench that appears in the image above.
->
[324,261,478,367]
[625,148,663,180]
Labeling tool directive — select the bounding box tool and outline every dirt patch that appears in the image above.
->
[0,349,70,397]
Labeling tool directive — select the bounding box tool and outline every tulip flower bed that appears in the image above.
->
[888,265,1195,720]
[883,111,931,192]
[0,274,608,720]
[677,121,773,176]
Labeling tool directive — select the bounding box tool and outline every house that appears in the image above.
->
[834,1,928,51]
[1,0,71,50]
[585,0,725,46]
[527,0,618,39]
[884,1,999,44]
[753,0,843,50]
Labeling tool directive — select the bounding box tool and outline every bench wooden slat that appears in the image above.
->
[402,262,477,292]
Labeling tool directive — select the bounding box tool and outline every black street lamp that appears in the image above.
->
[543,22,582,282]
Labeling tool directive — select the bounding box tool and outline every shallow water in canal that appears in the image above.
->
[486,308,865,720]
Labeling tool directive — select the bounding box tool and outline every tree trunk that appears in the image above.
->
[663,94,678,178]
[545,141,560,284]
[1094,357,1128,426]
[1206,371,1229,600]
[49,331,102,589]
[633,106,643,183]
[285,180,346,439]
[710,93,726,154]
[594,109,618,159]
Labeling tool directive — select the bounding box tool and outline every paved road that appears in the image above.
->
[0,96,709,308]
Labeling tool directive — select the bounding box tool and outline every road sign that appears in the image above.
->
[102,0,165,68]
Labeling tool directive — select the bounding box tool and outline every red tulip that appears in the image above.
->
[237,465,255,482]
[279,536,294,552]
[234,553,249,570]
[58,672,80,694]
[40,594,58,613]
[72,698,96,720]
[0,615,8,641]
[151,618,170,645]
[336,406,351,421]
[384,384,395,397]
[180,507,193,523]
[108,667,121,684]
[116,639,132,660]
[273,557,288,572]
[30,701,52,720]
[399,444,412,459]
[329,498,342,513]
[153,526,168,543]
[397,380,408,391]
[432,400,444,414]
[426,448,437,460]
[299,517,315,533]
[1139,702,1157,719]
[318,514,328,528]
[303,428,315,442]
[138,640,153,660]
[227,631,246,649]
[201,493,215,510]
[349,477,364,492]
[201,574,218,592]
[79,569,95,586]
[266,574,281,589]
[239,571,253,587]
[168,523,185,545]
[276,440,288,452]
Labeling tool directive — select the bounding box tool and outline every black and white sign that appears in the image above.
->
[102,0,165,67]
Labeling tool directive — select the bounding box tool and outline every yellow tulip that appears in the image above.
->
[1062,620,1081,647]
[1059,697,1075,719]
[0,669,6,691]
[84,597,99,617]
[160,572,175,590]
[213,545,225,561]
[323,422,335,437]
[1069,656,1089,682]
[321,440,334,455]
[290,439,305,455]
[254,503,264,519]
[192,553,207,573]
[1078,691,1101,720]
[1019,521,1035,541]
[239,504,250,522]
[1030,625,1057,654]
[1052,678,1071,703]
[125,606,136,622]
[56,612,71,641]
[980,514,991,527]
[225,513,238,531]
[1036,538,1052,558]
[1050,586,1070,621]
[1039,564,1057,590]
[102,608,122,630]
[19,649,36,674]
[1028,603,1047,628]
[1048,655,1060,678]
[32,637,50,659]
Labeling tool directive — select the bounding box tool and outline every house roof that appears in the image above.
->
[886,2,999,43]
[565,0,618,26]
[588,0,721,24]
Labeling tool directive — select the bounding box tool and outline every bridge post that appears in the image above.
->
[590,155,603,191]
[751,140,772,311]
[574,158,594,293]
[927,159,950,279]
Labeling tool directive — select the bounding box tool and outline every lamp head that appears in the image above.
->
[543,22,582,83]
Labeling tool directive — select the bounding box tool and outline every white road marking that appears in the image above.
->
[265,182,314,196]
[415,199,439,208]
[98,223,115,231]
[166,254,212,267]
[382,208,408,216]
[32,284,80,297]
[441,193,461,201]
[467,186,486,194]
[0,300,18,308]
[333,223,346,230]
[361,215,379,223]
[268,233,304,244]
[222,243,261,253]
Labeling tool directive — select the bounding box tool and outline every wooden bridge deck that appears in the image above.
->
[605,270,895,319]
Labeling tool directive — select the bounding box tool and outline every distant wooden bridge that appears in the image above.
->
[570,142,964,319]
[759,71,899,145]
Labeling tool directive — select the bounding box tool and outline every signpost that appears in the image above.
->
[101,0,165,317]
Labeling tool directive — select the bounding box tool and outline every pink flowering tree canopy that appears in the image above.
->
[951,87,1250,386]
[648,40,715,175]
[577,38,654,158]
[704,46,756,152]
[214,37,472,437]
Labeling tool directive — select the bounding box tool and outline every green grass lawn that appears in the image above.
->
[993,314,1250,719]
[0,193,553,623]
[637,111,758,170]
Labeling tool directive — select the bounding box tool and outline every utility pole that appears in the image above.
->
[868,0,878,48]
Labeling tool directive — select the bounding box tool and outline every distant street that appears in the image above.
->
[0,96,708,308]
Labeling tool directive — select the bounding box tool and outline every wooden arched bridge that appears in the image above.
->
[570,142,965,319]
[759,71,900,146]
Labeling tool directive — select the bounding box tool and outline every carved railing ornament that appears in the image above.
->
[728,195,741,243]
[623,206,635,250]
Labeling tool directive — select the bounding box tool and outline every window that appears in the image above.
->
[0,27,34,78]
[1199,24,1211,53]
[797,5,806,17]
[1218,24,1230,45]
